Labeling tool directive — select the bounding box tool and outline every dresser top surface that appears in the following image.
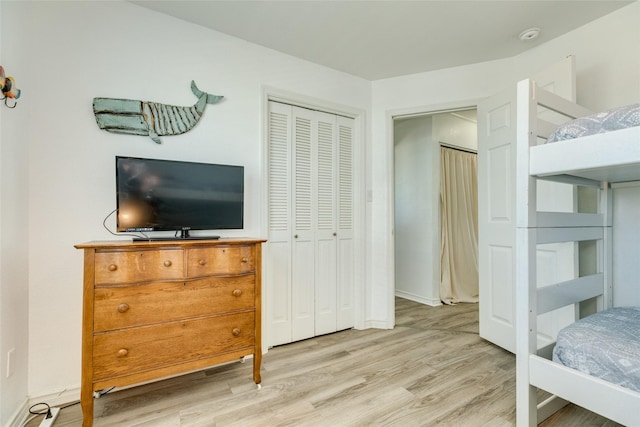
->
[75,238,266,250]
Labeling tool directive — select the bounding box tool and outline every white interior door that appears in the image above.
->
[336,117,356,330]
[314,112,338,335]
[266,102,293,346]
[478,86,518,352]
[478,57,576,353]
[292,107,316,342]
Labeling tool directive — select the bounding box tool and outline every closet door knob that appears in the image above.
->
[294,234,298,239]
[333,232,337,236]
[117,303,129,313]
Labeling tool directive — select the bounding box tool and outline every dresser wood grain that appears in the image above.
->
[75,238,265,427]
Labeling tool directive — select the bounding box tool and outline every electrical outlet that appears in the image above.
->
[39,407,60,427]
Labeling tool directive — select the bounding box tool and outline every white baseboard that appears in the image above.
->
[395,290,442,307]
[6,398,28,427]
[363,319,394,329]
[28,387,81,408]
[6,387,81,427]
[360,292,443,331]
[17,356,264,424]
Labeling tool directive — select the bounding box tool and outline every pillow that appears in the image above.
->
[546,103,640,143]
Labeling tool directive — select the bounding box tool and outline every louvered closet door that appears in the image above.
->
[336,116,355,330]
[291,106,316,342]
[266,101,355,347]
[311,112,356,336]
[314,111,338,335]
[266,102,293,346]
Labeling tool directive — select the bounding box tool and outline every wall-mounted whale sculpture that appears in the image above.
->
[93,81,223,144]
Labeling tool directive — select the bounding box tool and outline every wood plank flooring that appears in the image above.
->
[26,298,622,426]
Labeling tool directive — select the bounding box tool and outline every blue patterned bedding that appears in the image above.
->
[546,103,640,143]
[552,306,640,392]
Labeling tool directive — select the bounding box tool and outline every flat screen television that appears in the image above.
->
[116,156,244,240]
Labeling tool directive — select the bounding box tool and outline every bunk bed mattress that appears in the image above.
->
[552,307,640,392]
[546,103,640,143]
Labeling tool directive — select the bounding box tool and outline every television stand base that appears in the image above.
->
[132,236,221,242]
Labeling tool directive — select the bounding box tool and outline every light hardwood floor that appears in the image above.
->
[26,298,621,426]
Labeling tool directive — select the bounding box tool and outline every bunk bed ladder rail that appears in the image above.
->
[514,79,613,426]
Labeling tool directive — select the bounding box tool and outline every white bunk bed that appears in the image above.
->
[515,78,640,426]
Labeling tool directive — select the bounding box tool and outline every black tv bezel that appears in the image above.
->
[115,156,244,238]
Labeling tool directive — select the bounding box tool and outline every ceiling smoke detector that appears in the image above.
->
[519,27,541,41]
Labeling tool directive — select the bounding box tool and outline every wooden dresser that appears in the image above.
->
[75,238,265,426]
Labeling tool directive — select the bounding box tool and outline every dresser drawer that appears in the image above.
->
[187,246,254,277]
[92,312,255,382]
[94,275,256,332]
[95,250,184,284]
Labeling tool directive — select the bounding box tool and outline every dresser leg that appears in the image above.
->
[81,386,93,427]
[253,352,262,386]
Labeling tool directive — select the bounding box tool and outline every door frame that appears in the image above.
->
[388,98,483,324]
[261,86,367,350]
[393,107,478,307]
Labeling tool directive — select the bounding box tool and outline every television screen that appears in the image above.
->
[116,156,244,237]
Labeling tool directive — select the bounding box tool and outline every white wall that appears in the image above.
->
[432,113,477,151]
[0,2,30,424]
[612,183,640,307]
[394,117,440,305]
[511,2,640,111]
[1,0,371,411]
[370,1,640,327]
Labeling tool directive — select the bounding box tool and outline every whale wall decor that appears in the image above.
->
[93,80,223,144]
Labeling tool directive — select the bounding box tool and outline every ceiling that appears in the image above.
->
[131,1,633,80]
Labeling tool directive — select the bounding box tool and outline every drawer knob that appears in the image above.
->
[232,289,242,297]
[232,328,241,337]
[117,303,129,313]
[163,260,172,267]
[198,259,207,266]
[117,348,128,357]
[108,264,118,272]
[241,257,249,263]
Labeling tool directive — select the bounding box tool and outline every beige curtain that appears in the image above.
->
[440,146,479,304]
